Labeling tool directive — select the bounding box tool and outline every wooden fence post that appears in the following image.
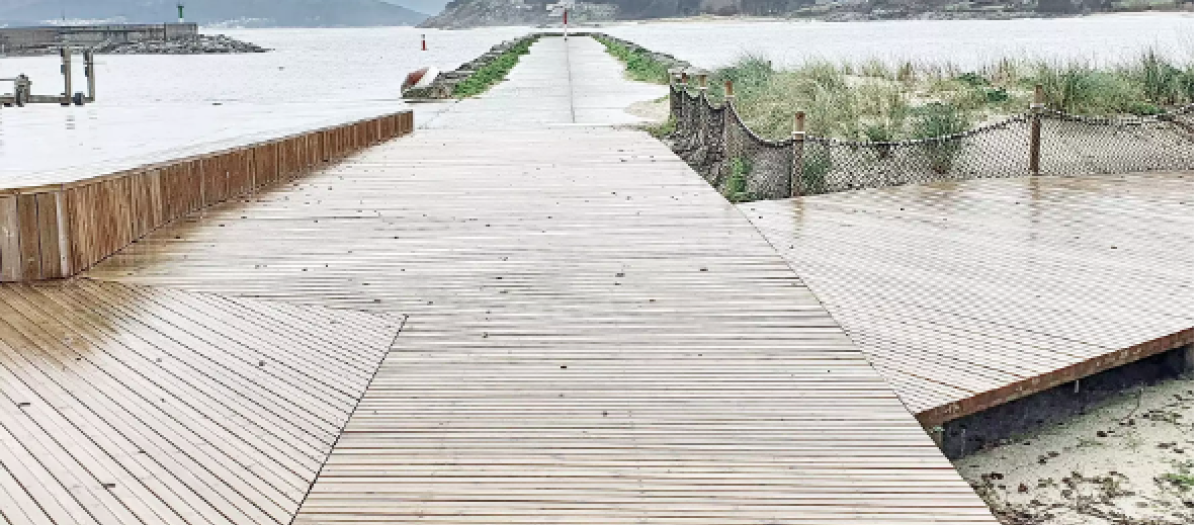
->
[669,73,680,121]
[723,81,737,159]
[1029,84,1045,175]
[60,47,72,106]
[791,111,806,198]
[696,74,709,146]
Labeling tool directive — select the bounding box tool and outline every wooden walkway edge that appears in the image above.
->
[0,112,414,282]
[740,172,1194,425]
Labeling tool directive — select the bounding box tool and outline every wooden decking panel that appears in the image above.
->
[0,280,401,525]
[13,36,1000,523]
[83,124,996,522]
[740,172,1194,424]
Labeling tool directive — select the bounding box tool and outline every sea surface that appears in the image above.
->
[605,12,1194,69]
[0,13,1191,185]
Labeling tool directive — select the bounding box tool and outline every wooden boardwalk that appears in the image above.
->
[741,172,1194,425]
[5,31,1190,525]
[0,280,401,525]
[56,37,999,523]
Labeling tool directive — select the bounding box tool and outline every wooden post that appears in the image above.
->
[695,74,710,146]
[0,196,20,281]
[83,49,96,102]
[723,81,737,162]
[55,191,71,277]
[669,73,681,122]
[791,112,806,198]
[1029,84,1045,175]
[60,47,72,106]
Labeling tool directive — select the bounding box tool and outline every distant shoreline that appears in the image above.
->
[429,7,1193,30]
[594,9,1193,25]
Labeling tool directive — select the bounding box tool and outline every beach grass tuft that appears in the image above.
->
[699,49,1193,140]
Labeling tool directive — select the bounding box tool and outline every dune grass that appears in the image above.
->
[695,50,1193,141]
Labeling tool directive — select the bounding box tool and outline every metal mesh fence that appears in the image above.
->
[667,83,1195,201]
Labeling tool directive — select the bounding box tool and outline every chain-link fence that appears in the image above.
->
[668,83,1194,201]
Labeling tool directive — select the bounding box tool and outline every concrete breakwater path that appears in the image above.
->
[1,37,1001,523]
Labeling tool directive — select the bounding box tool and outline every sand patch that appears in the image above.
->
[626,96,670,122]
[955,377,1193,524]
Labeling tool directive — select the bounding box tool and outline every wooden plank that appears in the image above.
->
[128,171,151,239]
[0,197,21,282]
[54,192,71,278]
[146,168,164,231]
[16,194,40,280]
[34,192,61,279]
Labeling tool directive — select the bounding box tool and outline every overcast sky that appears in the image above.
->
[381,0,451,16]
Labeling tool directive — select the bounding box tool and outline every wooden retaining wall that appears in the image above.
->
[0,110,414,281]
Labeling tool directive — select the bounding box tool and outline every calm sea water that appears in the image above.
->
[604,13,1194,69]
[0,14,1191,183]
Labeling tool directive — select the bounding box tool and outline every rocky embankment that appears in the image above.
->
[594,34,694,73]
[402,34,541,99]
[94,34,268,55]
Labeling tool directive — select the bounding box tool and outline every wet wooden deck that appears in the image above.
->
[4,30,1191,525]
[47,37,999,524]
[0,279,401,525]
[740,172,1194,425]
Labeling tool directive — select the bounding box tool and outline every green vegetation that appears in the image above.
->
[453,37,537,98]
[643,114,677,139]
[599,38,671,84]
[912,103,970,173]
[696,49,1193,141]
[1031,52,1193,115]
[1159,460,1194,492]
[724,157,752,202]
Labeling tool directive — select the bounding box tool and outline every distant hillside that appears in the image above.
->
[0,0,428,27]
[380,0,448,16]
[419,0,841,28]
[420,0,1191,28]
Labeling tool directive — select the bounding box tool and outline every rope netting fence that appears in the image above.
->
[668,82,1194,200]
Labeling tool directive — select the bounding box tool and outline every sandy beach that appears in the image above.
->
[956,376,1194,524]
